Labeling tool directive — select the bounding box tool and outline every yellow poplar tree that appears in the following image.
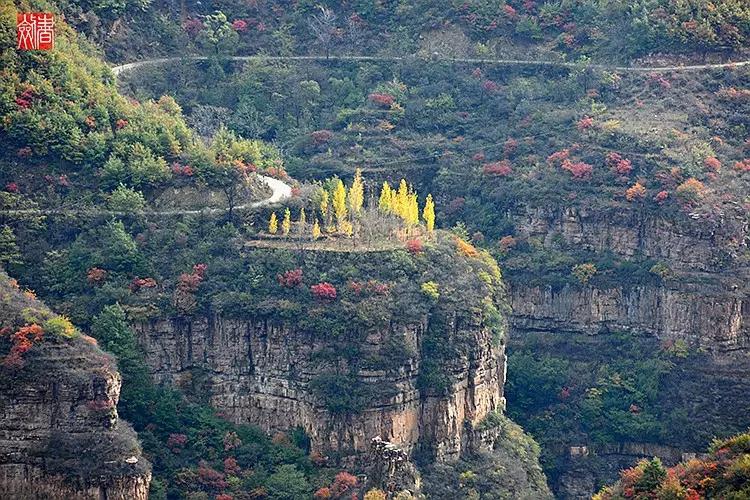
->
[332,179,348,230]
[281,208,291,235]
[394,179,409,218]
[348,168,364,216]
[423,193,435,232]
[319,189,329,218]
[407,192,419,225]
[268,212,278,234]
[379,181,393,213]
[312,218,321,239]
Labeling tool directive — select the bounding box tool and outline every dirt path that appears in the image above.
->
[111,54,750,77]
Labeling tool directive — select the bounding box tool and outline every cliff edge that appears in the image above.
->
[0,272,150,499]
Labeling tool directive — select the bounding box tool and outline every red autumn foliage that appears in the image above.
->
[703,156,721,172]
[482,80,500,93]
[171,163,194,176]
[734,159,750,172]
[174,263,207,312]
[629,404,641,414]
[231,19,248,31]
[577,116,594,131]
[471,67,483,78]
[331,472,358,496]
[115,119,128,130]
[15,87,35,109]
[546,148,570,165]
[167,433,188,451]
[368,93,395,107]
[3,324,44,369]
[606,152,633,175]
[130,277,157,292]
[406,239,424,254]
[561,159,593,179]
[655,190,669,203]
[311,129,334,144]
[311,282,337,300]
[223,457,241,475]
[216,495,233,500]
[183,18,203,36]
[559,387,571,400]
[5,182,19,193]
[314,487,332,499]
[17,147,32,158]
[197,461,227,490]
[87,267,107,284]
[472,152,486,162]
[648,73,671,90]
[483,160,513,176]
[503,4,518,18]
[278,269,303,288]
[58,175,70,187]
[85,116,96,128]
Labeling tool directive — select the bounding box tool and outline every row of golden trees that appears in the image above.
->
[267,169,435,240]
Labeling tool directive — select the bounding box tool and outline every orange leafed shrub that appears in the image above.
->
[456,238,479,257]
[3,324,44,369]
[498,235,517,252]
[625,182,647,201]
[703,156,721,172]
[676,178,705,202]
[313,487,332,499]
[331,472,358,496]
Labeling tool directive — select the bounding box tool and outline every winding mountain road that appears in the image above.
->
[2,175,291,217]
[111,54,750,77]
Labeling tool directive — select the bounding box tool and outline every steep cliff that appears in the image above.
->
[131,234,508,466]
[0,273,150,500]
[503,205,750,498]
[509,205,748,354]
[134,310,504,463]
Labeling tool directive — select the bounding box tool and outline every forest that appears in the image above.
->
[1,0,750,499]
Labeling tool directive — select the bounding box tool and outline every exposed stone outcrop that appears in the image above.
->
[514,206,746,273]
[510,205,749,354]
[506,205,750,499]
[511,282,749,353]
[0,274,150,499]
[133,312,505,464]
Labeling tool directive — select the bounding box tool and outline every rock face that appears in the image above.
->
[0,275,150,500]
[511,283,748,353]
[510,205,749,353]
[506,206,750,499]
[133,311,506,463]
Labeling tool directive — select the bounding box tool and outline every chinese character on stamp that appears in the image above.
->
[17,13,55,51]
